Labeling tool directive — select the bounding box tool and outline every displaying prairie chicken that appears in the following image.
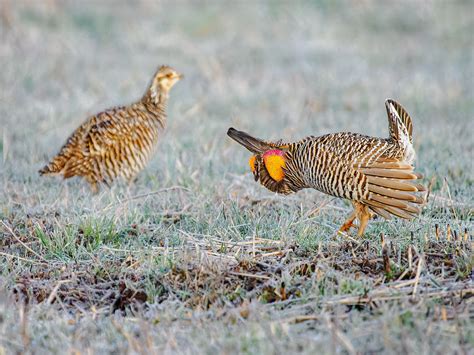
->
[228,99,426,236]
[39,65,182,192]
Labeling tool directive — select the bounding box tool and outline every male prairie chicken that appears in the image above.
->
[228,99,426,236]
[39,65,182,192]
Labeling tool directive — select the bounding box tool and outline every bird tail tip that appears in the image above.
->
[38,163,60,176]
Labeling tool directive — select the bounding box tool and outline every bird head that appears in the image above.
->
[226,127,295,194]
[147,65,183,103]
[154,65,183,91]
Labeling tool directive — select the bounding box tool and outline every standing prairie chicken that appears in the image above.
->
[228,99,426,236]
[39,65,182,192]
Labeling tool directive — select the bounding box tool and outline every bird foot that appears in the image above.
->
[338,219,355,233]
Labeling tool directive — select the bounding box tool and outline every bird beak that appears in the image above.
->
[177,73,184,80]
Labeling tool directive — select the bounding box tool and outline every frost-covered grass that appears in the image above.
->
[1,1,473,353]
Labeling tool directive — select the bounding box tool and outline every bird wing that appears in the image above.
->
[308,134,425,220]
[351,144,425,220]
[357,160,425,219]
[56,106,154,178]
[82,107,147,155]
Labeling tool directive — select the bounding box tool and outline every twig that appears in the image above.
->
[324,286,470,306]
[101,186,190,211]
[428,193,469,208]
[412,255,424,299]
[443,178,459,221]
[284,315,320,323]
[252,233,256,258]
[1,221,49,263]
[325,314,356,355]
[382,242,391,275]
[395,268,410,282]
[257,250,288,258]
[228,271,270,280]
[408,244,413,270]
[46,280,73,305]
[19,302,30,352]
[304,197,334,217]
[0,251,47,265]
[392,278,417,289]
[279,313,350,324]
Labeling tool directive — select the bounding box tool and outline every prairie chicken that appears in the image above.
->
[39,65,182,192]
[228,99,426,236]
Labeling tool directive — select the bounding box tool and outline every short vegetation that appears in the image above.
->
[0,1,472,353]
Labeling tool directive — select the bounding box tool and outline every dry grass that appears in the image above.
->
[1,0,473,354]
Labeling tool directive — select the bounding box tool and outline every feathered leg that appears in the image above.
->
[355,203,372,237]
[338,202,373,236]
[84,175,99,194]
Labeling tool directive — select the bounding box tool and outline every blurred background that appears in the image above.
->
[1,0,472,201]
[0,2,472,352]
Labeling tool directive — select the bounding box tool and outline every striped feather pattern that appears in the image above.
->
[39,65,182,192]
[228,99,425,235]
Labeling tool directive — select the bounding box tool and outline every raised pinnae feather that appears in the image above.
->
[385,98,413,144]
[227,128,288,154]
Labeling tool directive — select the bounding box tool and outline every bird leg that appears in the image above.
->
[354,202,372,237]
[85,176,99,194]
[338,210,356,233]
[89,182,99,194]
[338,203,374,236]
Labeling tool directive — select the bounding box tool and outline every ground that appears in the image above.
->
[0,1,473,354]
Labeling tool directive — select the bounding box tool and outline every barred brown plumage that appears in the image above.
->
[39,65,182,192]
[227,99,426,236]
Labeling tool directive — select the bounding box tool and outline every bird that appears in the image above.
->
[39,65,183,192]
[227,99,426,236]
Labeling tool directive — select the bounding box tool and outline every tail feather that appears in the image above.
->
[227,127,277,154]
[39,156,67,176]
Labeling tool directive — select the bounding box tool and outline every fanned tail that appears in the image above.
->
[227,127,279,154]
[360,162,426,220]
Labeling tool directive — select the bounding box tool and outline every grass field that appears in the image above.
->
[1,1,473,353]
